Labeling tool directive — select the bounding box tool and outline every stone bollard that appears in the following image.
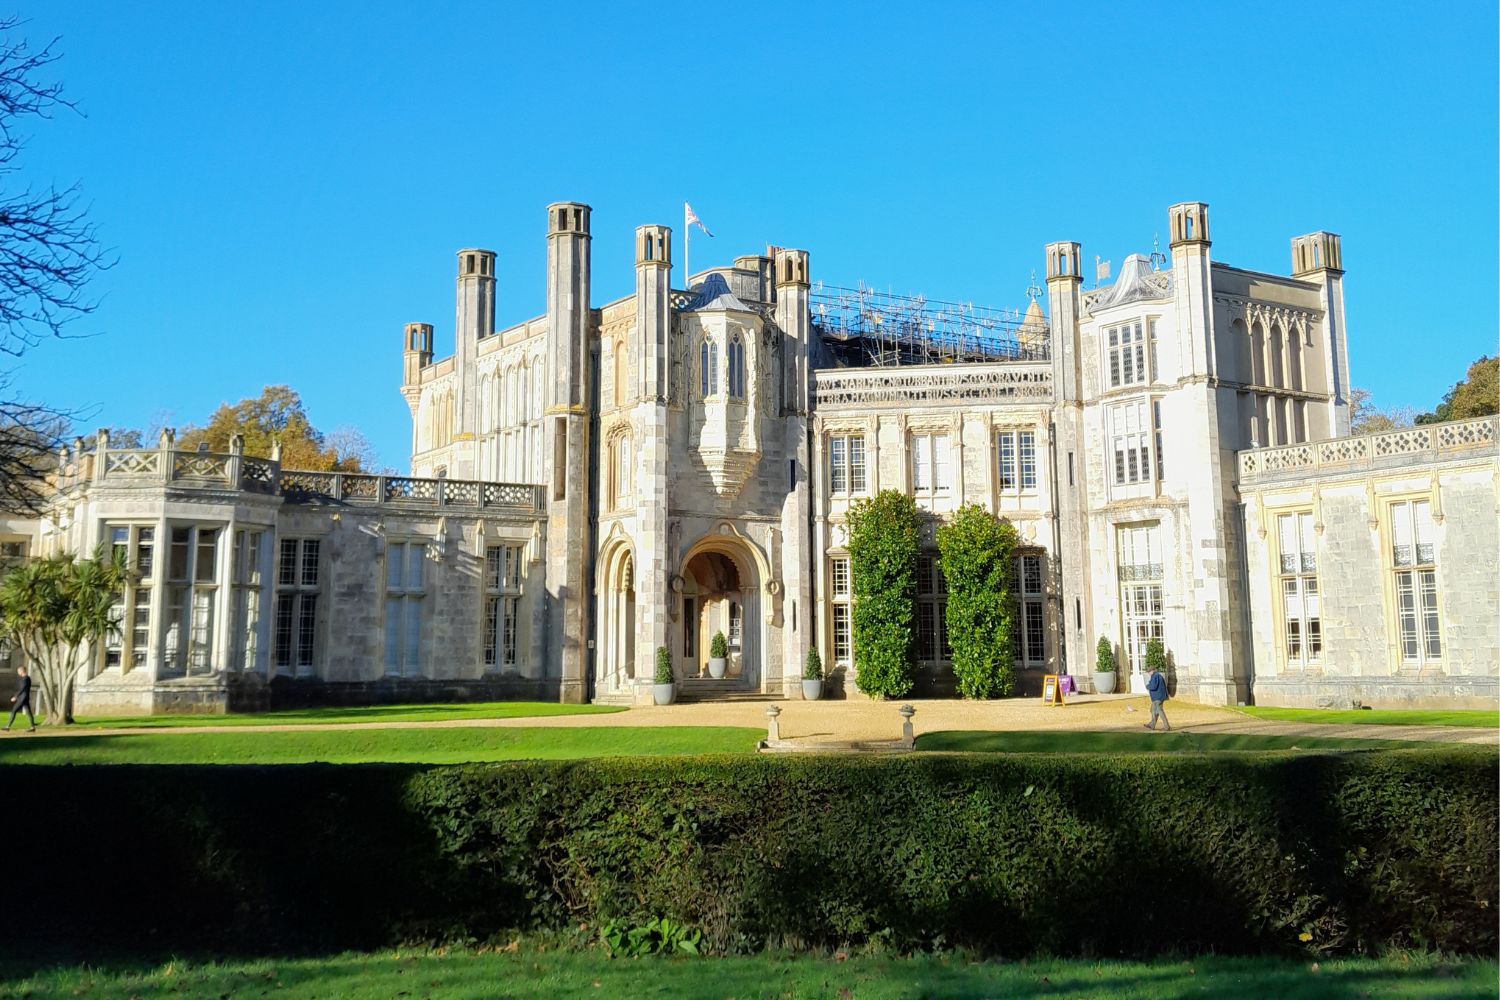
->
[899,703,916,748]
[765,704,781,743]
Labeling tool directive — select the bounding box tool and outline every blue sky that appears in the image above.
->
[12,1,1498,468]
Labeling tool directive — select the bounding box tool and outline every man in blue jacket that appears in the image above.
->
[1143,667,1170,732]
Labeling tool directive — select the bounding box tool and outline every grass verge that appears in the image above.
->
[0,950,1491,999]
[915,730,1412,753]
[1231,706,1498,728]
[0,725,762,764]
[71,700,624,729]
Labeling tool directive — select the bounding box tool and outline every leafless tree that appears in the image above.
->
[0,17,112,514]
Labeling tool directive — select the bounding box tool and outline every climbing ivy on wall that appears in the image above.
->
[936,504,1020,699]
[846,489,921,698]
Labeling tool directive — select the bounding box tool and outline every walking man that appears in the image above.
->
[1143,665,1170,732]
[5,665,35,732]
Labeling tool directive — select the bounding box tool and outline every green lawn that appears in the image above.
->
[72,700,624,729]
[0,951,1491,999]
[1233,706,1499,728]
[917,730,1412,753]
[0,725,761,764]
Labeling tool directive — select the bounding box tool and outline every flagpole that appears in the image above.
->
[683,202,690,291]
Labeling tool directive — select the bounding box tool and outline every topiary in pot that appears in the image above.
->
[802,647,824,701]
[708,630,729,679]
[1093,635,1117,695]
[652,645,675,705]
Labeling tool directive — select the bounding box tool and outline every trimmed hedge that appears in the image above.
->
[12,750,1497,958]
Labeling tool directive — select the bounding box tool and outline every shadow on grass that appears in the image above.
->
[72,700,625,729]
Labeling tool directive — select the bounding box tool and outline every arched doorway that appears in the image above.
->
[596,542,636,698]
[679,538,760,691]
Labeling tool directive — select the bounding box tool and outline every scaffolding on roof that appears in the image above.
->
[810,282,1049,368]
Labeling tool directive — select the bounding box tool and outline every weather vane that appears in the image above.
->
[1025,269,1043,304]
[1150,234,1167,271]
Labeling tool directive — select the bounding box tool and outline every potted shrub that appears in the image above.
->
[1093,635,1117,694]
[708,630,729,679]
[802,647,824,701]
[652,645,675,706]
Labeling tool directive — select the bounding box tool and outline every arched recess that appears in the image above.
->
[1249,322,1266,386]
[595,534,637,695]
[677,526,774,690]
[1268,324,1286,390]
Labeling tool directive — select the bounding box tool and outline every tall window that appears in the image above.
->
[998,430,1037,492]
[484,544,523,671]
[915,554,949,662]
[1110,401,1152,486]
[910,432,951,497]
[830,557,852,664]
[727,333,746,399]
[163,525,220,676]
[103,525,154,672]
[609,436,631,511]
[1391,499,1441,666]
[828,434,866,495]
[384,541,426,677]
[729,601,743,650]
[274,538,321,677]
[1117,523,1163,672]
[1277,511,1320,669]
[699,338,719,397]
[1107,320,1148,388]
[230,530,264,673]
[1013,553,1045,666]
[1152,400,1165,482]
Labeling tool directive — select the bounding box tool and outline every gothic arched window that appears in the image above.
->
[700,338,719,397]
[728,333,746,399]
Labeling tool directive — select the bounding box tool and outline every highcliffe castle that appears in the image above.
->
[5,201,1496,713]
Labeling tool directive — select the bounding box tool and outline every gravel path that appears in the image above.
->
[16,695,1495,746]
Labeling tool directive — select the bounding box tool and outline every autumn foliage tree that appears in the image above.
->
[1416,356,1498,425]
[175,385,374,472]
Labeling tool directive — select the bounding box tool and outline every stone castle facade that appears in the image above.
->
[4,201,1495,712]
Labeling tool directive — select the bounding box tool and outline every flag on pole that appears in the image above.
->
[685,202,713,237]
[1095,256,1111,282]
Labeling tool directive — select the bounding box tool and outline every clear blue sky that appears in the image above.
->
[13,1,1498,469]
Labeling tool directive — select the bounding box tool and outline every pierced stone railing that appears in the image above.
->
[54,432,543,514]
[815,361,1053,409]
[1238,416,1498,485]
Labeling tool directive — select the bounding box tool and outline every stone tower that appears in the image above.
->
[775,248,814,694]
[452,249,496,477]
[633,224,672,683]
[1291,231,1350,436]
[400,322,433,455]
[1166,201,1242,704]
[1045,240,1089,675]
[543,203,592,702]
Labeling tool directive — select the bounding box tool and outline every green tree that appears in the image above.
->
[176,385,373,472]
[0,549,127,725]
[1416,356,1498,424]
[846,489,920,698]
[936,504,1019,699]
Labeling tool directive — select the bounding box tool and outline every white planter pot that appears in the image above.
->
[1092,670,1117,695]
[802,679,824,701]
[653,683,675,706]
[708,657,728,679]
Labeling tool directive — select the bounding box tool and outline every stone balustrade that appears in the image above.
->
[52,433,544,513]
[1237,415,1498,485]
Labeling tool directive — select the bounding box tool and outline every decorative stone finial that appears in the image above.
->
[765,704,781,743]
[899,704,916,748]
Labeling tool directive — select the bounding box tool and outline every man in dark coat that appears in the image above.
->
[1143,666,1170,732]
[5,665,35,732]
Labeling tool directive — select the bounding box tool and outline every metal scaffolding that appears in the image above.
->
[810,282,1049,368]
